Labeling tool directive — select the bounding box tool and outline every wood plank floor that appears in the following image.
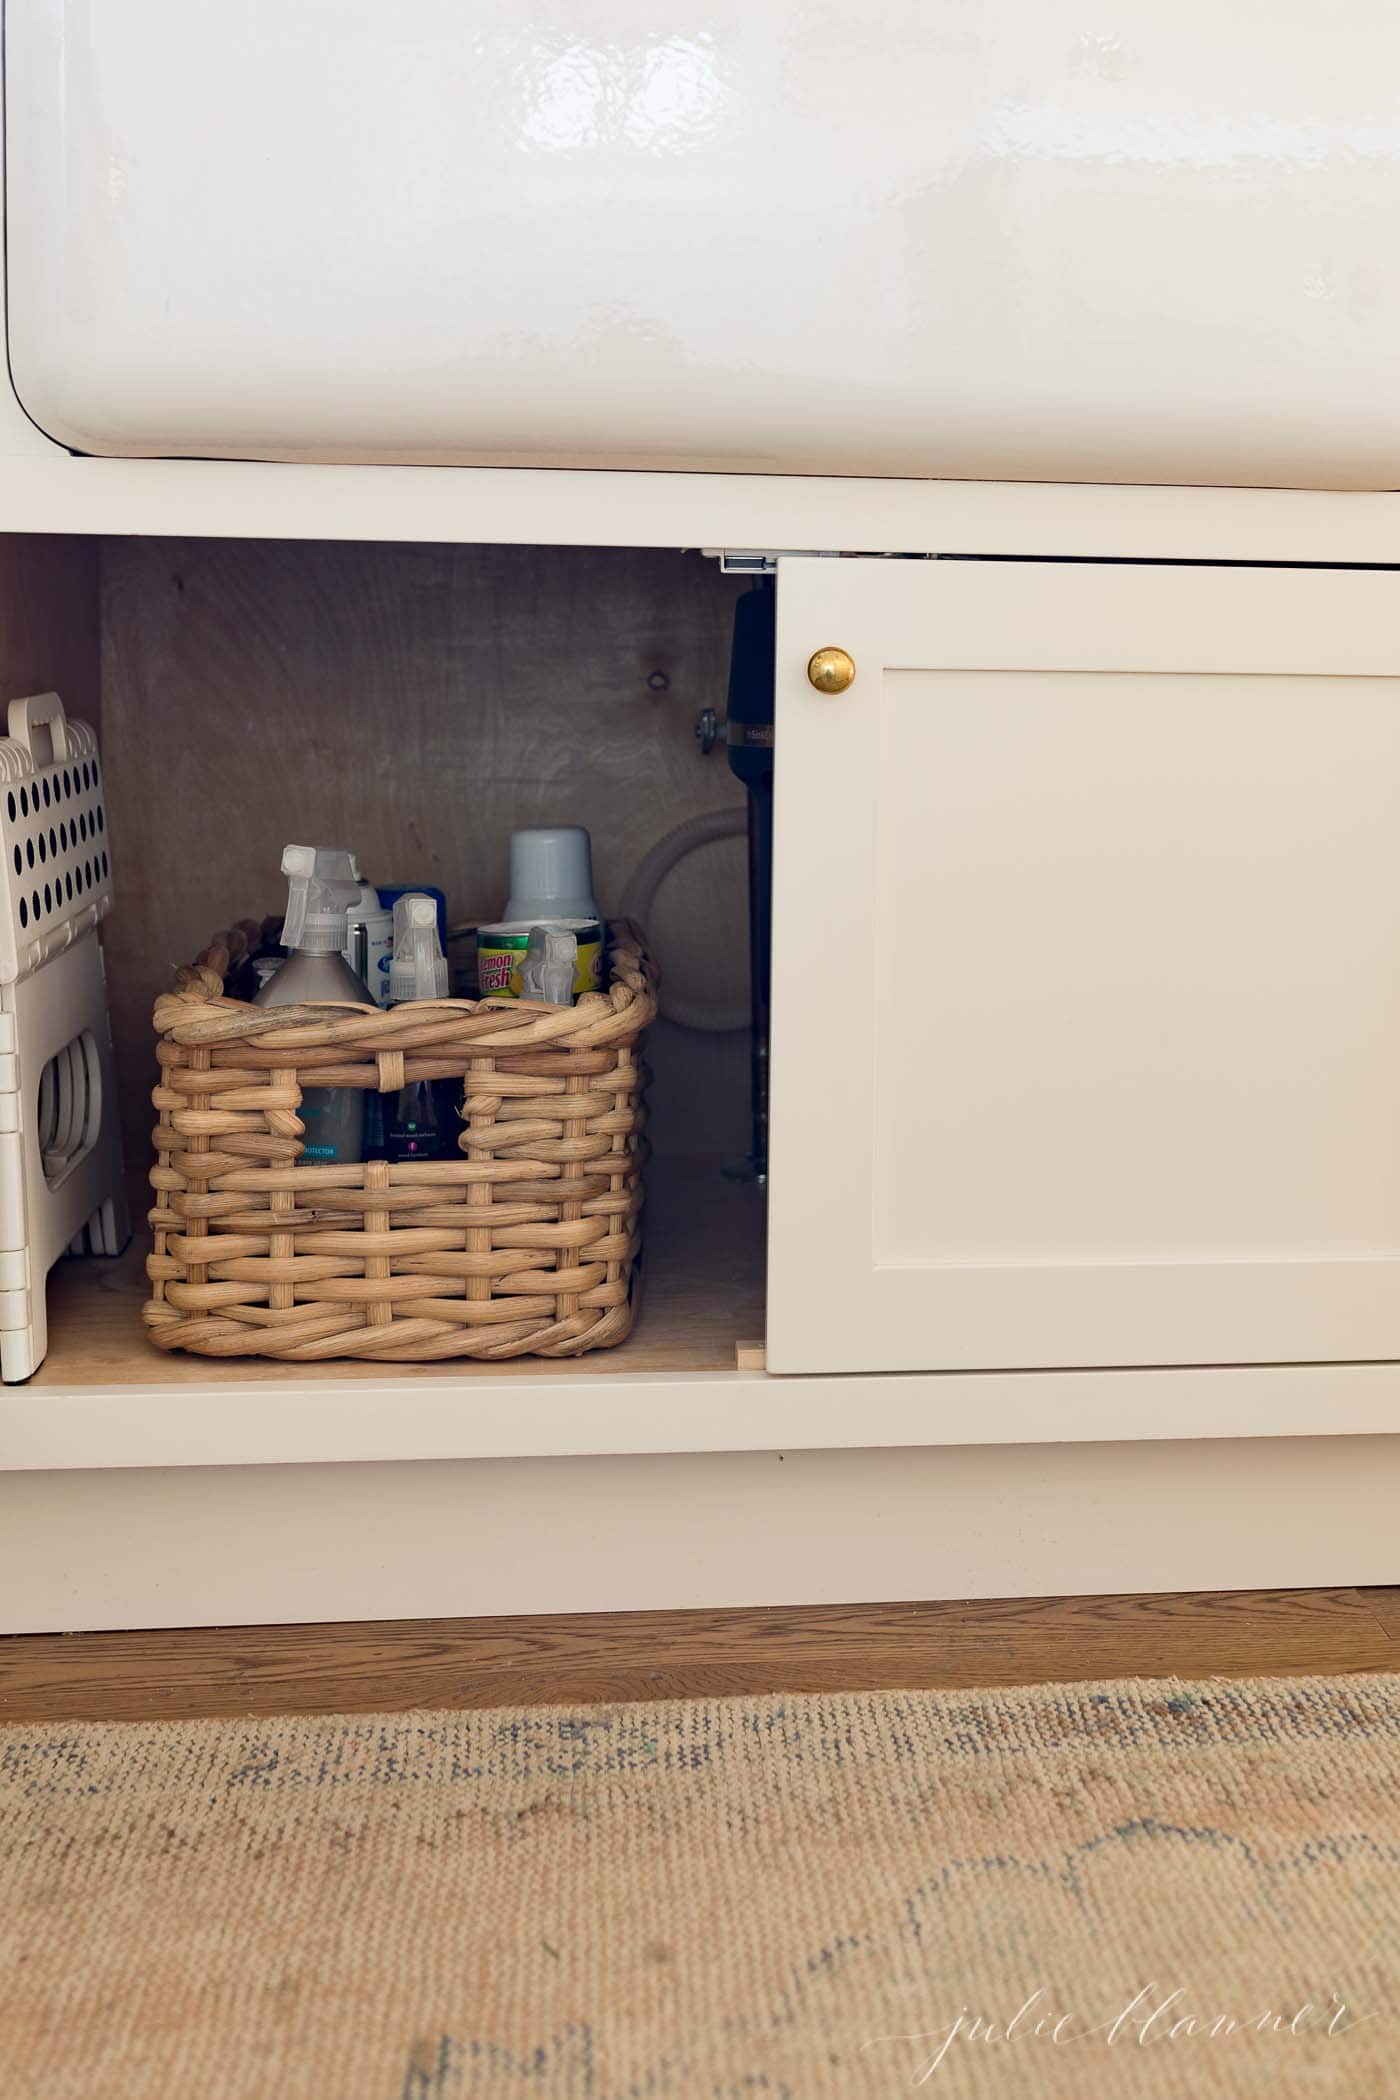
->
[2,1588,1397,1723]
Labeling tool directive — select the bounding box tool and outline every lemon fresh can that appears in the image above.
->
[476,918,604,1001]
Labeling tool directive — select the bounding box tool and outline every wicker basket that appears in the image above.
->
[144,922,654,1362]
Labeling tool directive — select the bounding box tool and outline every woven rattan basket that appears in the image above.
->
[144,921,654,1362]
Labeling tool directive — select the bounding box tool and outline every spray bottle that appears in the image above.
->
[343,859,395,1008]
[383,893,460,1162]
[255,845,368,1164]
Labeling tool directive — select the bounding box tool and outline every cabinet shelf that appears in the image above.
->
[30,1154,763,1382]
[8,1151,1400,1476]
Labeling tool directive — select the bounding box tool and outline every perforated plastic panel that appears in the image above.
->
[0,692,126,1378]
[0,694,110,987]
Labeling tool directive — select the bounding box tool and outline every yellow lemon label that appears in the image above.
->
[477,922,604,1001]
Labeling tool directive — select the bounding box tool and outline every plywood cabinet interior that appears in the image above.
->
[0,531,99,732]
[98,537,752,1183]
[0,532,761,1402]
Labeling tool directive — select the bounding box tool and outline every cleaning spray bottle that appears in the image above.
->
[343,859,395,1008]
[255,845,368,1165]
[383,893,460,1162]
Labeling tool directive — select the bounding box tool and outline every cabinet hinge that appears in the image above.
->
[703,550,842,574]
[703,549,937,572]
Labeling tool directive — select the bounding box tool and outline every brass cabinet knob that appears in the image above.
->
[807,646,856,694]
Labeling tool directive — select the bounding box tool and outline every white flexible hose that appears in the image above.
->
[620,806,749,1033]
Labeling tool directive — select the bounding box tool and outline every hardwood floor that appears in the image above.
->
[2,1588,1397,1723]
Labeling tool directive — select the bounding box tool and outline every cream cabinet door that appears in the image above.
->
[767,556,1400,1375]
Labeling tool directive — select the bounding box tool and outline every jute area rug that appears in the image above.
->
[3,1674,1399,2099]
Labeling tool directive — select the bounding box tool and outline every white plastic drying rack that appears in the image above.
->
[0,692,128,1380]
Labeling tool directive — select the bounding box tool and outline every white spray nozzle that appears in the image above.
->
[388,892,449,1003]
[519,925,578,1006]
[280,844,363,955]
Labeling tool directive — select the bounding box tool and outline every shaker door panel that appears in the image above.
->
[767,557,1400,1374]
